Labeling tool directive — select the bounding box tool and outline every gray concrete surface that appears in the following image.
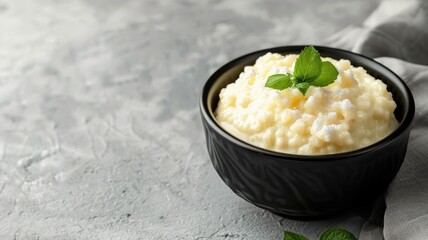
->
[0,0,380,239]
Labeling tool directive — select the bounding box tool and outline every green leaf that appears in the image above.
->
[265,74,293,90]
[319,228,357,240]
[283,231,309,240]
[294,45,322,82]
[264,46,339,94]
[295,82,311,95]
[290,75,299,85]
[311,61,339,87]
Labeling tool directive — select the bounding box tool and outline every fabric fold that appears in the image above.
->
[325,0,428,239]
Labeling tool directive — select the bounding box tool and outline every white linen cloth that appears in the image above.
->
[326,0,428,239]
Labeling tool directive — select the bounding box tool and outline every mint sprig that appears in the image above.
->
[283,228,357,240]
[319,228,357,240]
[265,46,339,95]
[283,231,309,240]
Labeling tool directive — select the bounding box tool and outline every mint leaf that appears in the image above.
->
[295,82,311,95]
[319,228,357,240]
[283,231,309,240]
[265,74,293,90]
[311,61,339,87]
[264,46,339,96]
[294,45,322,82]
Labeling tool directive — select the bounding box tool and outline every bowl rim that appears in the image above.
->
[200,45,415,161]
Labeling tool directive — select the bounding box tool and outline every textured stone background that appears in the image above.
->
[0,0,380,239]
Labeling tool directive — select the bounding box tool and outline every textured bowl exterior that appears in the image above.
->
[200,45,415,217]
[201,115,411,216]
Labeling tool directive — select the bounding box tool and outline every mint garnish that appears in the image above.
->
[283,231,309,240]
[282,228,357,240]
[294,45,322,82]
[265,46,339,95]
[312,61,340,87]
[319,228,357,240]
[265,74,293,90]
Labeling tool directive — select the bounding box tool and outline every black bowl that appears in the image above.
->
[200,45,415,217]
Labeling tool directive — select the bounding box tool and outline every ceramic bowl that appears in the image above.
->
[199,45,415,217]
